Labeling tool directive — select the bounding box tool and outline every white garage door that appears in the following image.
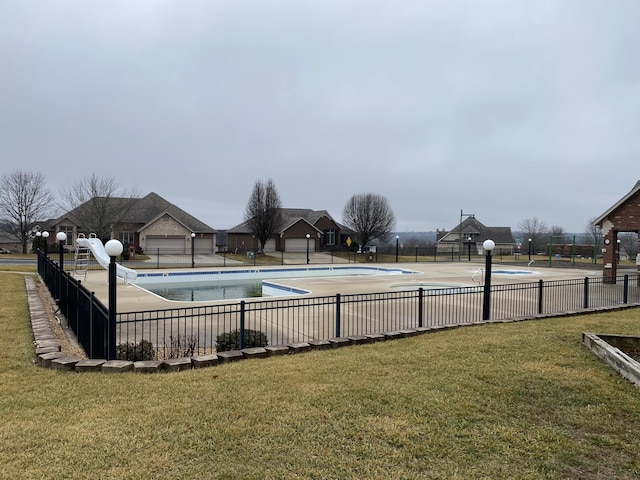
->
[264,238,276,252]
[285,238,315,252]
[195,237,214,254]
[146,238,185,253]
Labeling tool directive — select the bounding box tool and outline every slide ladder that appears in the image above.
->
[74,233,91,280]
[76,233,137,283]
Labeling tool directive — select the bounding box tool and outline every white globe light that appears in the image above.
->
[105,239,124,257]
[56,231,67,242]
[483,239,496,252]
[42,231,49,238]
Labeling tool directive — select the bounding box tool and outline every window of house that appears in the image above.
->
[59,226,73,245]
[119,231,134,246]
[325,230,335,246]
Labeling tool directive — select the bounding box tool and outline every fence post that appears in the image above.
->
[75,279,81,334]
[239,301,246,349]
[418,288,424,328]
[538,279,544,314]
[335,294,341,338]
[623,275,629,304]
[90,291,95,359]
[583,277,589,309]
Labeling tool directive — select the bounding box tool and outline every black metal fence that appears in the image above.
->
[37,249,639,361]
[37,251,111,359]
[116,274,640,360]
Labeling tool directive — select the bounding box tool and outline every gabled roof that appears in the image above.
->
[227,208,340,234]
[438,216,515,245]
[131,193,215,233]
[592,180,640,227]
[55,192,216,233]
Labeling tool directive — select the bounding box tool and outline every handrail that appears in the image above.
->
[528,260,536,270]
[472,268,484,284]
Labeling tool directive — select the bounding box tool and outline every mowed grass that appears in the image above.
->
[2,273,640,479]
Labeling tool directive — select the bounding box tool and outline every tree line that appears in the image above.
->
[0,170,137,253]
[3,169,632,259]
[243,178,396,253]
[0,170,398,254]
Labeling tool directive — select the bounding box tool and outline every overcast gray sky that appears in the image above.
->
[2,0,639,234]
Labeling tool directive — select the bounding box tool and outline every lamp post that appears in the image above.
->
[467,236,472,261]
[617,239,621,263]
[482,239,495,321]
[306,234,311,265]
[55,231,67,308]
[191,232,196,268]
[528,238,532,262]
[42,231,49,257]
[395,235,399,263]
[105,239,123,360]
[56,231,67,269]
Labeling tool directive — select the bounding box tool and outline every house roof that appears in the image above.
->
[227,208,339,234]
[438,216,515,245]
[55,192,216,233]
[592,180,640,227]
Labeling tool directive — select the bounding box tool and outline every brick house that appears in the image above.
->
[437,216,516,255]
[226,208,345,253]
[592,180,640,281]
[46,192,216,254]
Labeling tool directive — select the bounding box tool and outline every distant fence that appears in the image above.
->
[71,247,603,270]
[37,250,640,361]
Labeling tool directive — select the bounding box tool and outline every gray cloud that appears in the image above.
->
[1,0,639,233]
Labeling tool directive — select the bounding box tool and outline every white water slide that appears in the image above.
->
[76,235,137,282]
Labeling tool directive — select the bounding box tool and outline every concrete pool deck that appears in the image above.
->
[77,261,603,313]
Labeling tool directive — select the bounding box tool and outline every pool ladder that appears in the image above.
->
[74,233,90,281]
[472,268,484,285]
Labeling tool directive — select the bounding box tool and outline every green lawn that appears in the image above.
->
[2,271,640,479]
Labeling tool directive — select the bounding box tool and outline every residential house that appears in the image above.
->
[226,208,345,253]
[46,192,216,254]
[437,216,516,255]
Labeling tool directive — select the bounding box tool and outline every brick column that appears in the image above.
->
[602,232,617,283]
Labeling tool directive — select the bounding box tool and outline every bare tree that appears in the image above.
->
[59,174,139,243]
[584,217,602,247]
[549,225,567,243]
[518,217,548,254]
[342,193,395,249]
[243,179,283,253]
[618,232,638,260]
[0,170,56,253]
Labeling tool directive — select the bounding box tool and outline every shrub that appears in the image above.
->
[216,329,268,352]
[166,334,199,359]
[116,339,156,361]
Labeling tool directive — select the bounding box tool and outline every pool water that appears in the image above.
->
[135,266,417,302]
[492,270,537,275]
[145,279,264,302]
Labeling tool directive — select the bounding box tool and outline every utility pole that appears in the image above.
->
[459,210,475,261]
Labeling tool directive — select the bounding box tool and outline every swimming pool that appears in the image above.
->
[133,265,417,302]
[492,270,539,275]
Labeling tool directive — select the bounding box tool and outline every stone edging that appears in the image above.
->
[26,277,640,374]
